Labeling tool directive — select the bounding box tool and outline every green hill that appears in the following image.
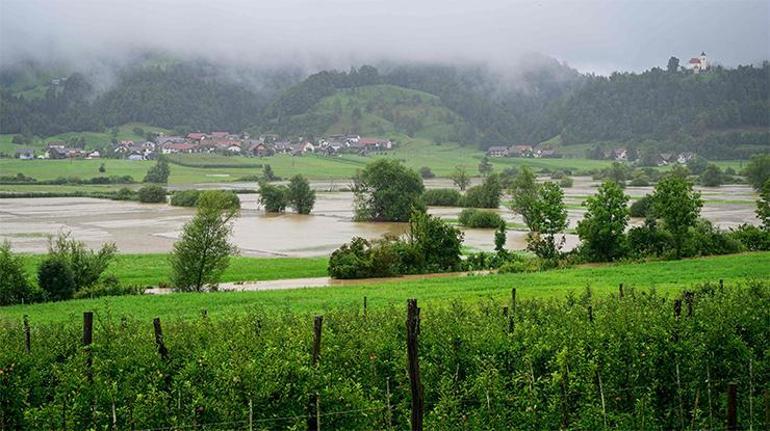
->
[272,84,468,141]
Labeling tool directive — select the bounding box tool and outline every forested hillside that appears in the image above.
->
[1,57,767,159]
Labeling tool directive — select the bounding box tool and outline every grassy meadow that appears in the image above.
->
[3,251,768,324]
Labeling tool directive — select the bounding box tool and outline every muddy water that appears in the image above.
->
[0,177,758,256]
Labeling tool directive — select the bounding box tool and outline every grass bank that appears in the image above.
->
[4,252,768,324]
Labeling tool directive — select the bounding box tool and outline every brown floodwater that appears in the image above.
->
[0,177,758,256]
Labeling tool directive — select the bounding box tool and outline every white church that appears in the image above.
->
[688,52,710,73]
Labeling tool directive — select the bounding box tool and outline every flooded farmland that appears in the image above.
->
[0,177,758,256]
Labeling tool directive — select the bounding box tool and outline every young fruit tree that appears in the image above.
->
[170,191,240,291]
[576,180,630,262]
[525,181,568,262]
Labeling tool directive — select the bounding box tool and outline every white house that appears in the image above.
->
[688,52,710,73]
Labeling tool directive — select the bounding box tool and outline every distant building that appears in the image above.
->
[15,148,34,160]
[486,146,510,157]
[509,145,533,157]
[688,52,710,73]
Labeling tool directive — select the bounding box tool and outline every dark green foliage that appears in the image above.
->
[458,208,504,228]
[494,222,507,253]
[47,232,117,291]
[559,176,574,188]
[258,182,288,213]
[422,188,462,206]
[628,195,653,218]
[72,276,144,299]
[137,185,167,203]
[169,190,202,207]
[525,181,568,261]
[577,180,630,262]
[143,159,170,184]
[460,173,502,208]
[699,163,723,187]
[683,220,744,257]
[329,212,462,278]
[352,159,425,222]
[419,166,435,179]
[262,164,279,181]
[627,218,674,258]
[4,282,769,430]
[478,156,493,176]
[744,154,770,191]
[36,257,76,301]
[728,224,770,251]
[170,191,239,291]
[651,174,703,258]
[0,241,37,305]
[757,179,770,230]
[509,166,538,225]
[286,175,316,214]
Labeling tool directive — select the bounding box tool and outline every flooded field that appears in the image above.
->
[0,177,758,256]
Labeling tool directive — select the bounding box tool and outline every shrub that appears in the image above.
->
[683,220,743,257]
[460,174,502,208]
[259,182,288,213]
[170,190,202,207]
[419,166,435,179]
[328,237,401,279]
[497,254,541,273]
[559,177,574,188]
[47,232,118,291]
[114,187,136,201]
[627,218,673,258]
[0,241,38,305]
[143,159,170,183]
[37,257,76,301]
[198,190,240,210]
[628,174,650,187]
[458,208,504,228]
[137,185,167,203]
[72,276,145,299]
[629,195,653,218]
[423,188,462,206]
[728,224,770,251]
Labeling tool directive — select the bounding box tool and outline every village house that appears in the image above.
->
[688,52,710,73]
[210,131,229,139]
[272,141,293,154]
[510,145,534,157]
[247,141,272,157]
[86,150,101,159]
[127,152,145,161]
[156,136,186,146]
[359,137,392,150]
[291,141,315,155]
[15,148,34,160]
[162,142,197,154]
[486,146,510,157]
[677,152,696,164]
[186,132,207,142]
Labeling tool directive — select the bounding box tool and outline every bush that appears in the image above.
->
[460,174,502,208]
[497,254,541,273]
[628,174,650,187]
[72,276,145,299]
[458,208,504,228]
[422,188,461,206]
[37,257,76,301]
[419,166,435,179]
[170,190,202,207]
[114,187,136,201]
[559,177,574,188]
[259,182,288,213]
[629,195,653,218]
[137,185,167,203]
[728,224,770,251]
[328,237,401,279]
[47,232,118,291]
[683,220,743,257]
[627,218,673,258]
[0,241,38,305]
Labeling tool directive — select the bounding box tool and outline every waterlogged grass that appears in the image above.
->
[18,254,329,287]
[3,252,768,324]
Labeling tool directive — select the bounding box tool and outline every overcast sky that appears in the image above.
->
[1,0,767,74]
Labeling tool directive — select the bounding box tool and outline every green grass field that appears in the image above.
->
[3,252,768,324]
[0,123,170,155]
[18,254,329,287]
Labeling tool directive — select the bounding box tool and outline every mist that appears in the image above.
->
[1,0,768,75]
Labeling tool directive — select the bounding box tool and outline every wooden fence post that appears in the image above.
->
[83,311,94,382]
[363,296,367,318]
[719,279,724,289]
[588,305,593,324]
[674,299,682,320]
[509,288,516,333]
[153,318,168,361]
[727,382,737,431]
[201,309,208,319]
[23,315,31,353]
[502,306,508,319]
[307,316,323,431]
[618,283,624,299]
[406,299,424,431]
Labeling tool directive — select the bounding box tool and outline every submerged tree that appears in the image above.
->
[509,166,539,225]
[286,174,316,214]
[525,181,568,262]
[352,159,425,222]
[450,166,471,191]
[651,173,703,258]
[170,191,240,291]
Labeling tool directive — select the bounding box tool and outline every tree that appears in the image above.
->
[478,156,493,177]
[0,241,35,305]
[286,175,316,214]
[757,179,770,230]
[170,191,239,291]
[525,182,568,261]
[143,158,170,183]
[699,164,723,187]
[462,173,503,208]
[259,182,288,213]
[509,166,539,225]
[744,154,770,190]
[137,185,167,203]
[651,174,703,258]
[494,222,507,254]
[450,166,471,191]
[577,180,630,261]
[687,156,709,175]
[667,56,680,73]
[352,159,425,222]
[605,162,629,187]
[37,257,76,301]
[262,164,279,181]
[407,210,464,272]
[419,166,435,179]
[98,163,106,174]
[47,232,117,291]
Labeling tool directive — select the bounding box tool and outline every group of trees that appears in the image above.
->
[258,175,316,215]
